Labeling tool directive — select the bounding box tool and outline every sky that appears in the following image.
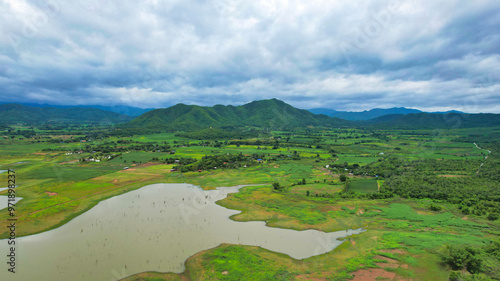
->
[0,0,499,112]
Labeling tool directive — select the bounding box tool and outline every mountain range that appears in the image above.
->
[1,99,499,130]
[0,102,153,117]
[0,104,132,124]
[122,98,349,130]
[308,107,463,120]
[365,112,500,129]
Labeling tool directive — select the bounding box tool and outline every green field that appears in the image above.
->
[1,125,499,281]
[348,179,379,194]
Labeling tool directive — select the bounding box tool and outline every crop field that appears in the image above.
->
[348,179,378,194]
[0,125,499,281]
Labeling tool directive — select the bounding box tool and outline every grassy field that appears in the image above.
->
[348,179,378,194]
[1,126,499,280]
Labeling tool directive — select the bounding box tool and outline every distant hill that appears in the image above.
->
[122,98,351,130]
[75,105,154,117]
[366,112,500,129]
[0,104,132,124]
[308,107,465,120]
[2,102,154,117]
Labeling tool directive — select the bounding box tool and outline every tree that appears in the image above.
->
[306,190,310,196]
[487,213,499,221]
[273,182,283,192]
[339,174,347,182]
[302,178,306,185]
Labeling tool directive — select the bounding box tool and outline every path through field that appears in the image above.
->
[474,143,491,174]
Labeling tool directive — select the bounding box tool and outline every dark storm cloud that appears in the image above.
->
[0,0,499,112]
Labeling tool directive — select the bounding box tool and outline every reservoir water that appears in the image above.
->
[0,168,21,209]
[0,187,22,210]
[0,183,364,281]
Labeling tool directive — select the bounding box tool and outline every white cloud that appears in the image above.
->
[0,0,499,112]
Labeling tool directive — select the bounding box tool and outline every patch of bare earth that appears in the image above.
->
[351,268,397,281]
[45,192,58,196]
[138,162,161,168]
[60,160,79,165]
[375,256,398,269]
[351,255,411,281]
[379,249,407,255]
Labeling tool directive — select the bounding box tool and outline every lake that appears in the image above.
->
[0,169,21,209]
[0,183,364,281]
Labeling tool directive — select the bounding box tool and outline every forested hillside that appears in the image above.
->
[0,104,132,124]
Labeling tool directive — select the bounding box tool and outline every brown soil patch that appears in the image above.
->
[33,153,47,155]
[346,206,356,210]
[350,239,356,246]
[113,179,119,183]
[45,192,58,196]
[438,175,467,178]
[379,249,407,255]
[351,268,397,281]
[139,162,161,168]
[375,256,398,269]
[221,271,228,275]
[60,160,79,165]
[462,216,469,220]
[356,209,365,215]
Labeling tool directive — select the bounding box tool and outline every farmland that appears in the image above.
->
[1,124,499,280]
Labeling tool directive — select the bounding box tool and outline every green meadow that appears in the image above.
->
[1,125,499,281]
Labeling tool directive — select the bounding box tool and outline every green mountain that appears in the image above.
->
[366,112,500,129]
[308,107,465,120]
[0,104,132,124]
[122,98,350,130]
[309,107,423,120]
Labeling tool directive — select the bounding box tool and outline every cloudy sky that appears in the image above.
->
[1,0,499,112]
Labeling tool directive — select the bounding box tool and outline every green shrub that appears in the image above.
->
[487,213,499,221]
[430,204,442,212]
